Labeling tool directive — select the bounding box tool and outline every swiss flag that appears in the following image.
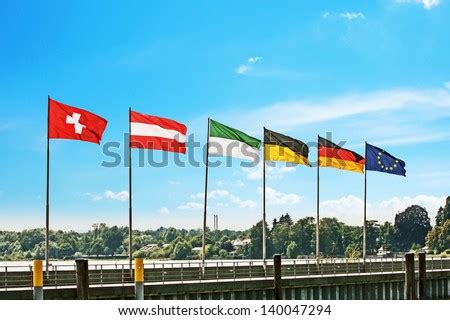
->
[48,98,108,144]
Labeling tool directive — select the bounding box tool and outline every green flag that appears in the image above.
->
[208,119,261,161]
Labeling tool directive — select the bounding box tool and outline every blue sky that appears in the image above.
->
[0,0,449,231]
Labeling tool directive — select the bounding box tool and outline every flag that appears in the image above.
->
[48,98,108,144]
[365,143,406,176]
[318,136,365,173]
[264,128,310,166]
[208,119,261,161]
[130,110,187,154]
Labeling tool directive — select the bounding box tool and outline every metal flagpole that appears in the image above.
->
[316,135,320,261]
[128,107,133,274]
[363,142,367,261]
[202,118,211,276]
[45,95,50,273]
[262,127,267,262]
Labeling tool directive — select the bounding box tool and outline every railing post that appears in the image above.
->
[404,253,416,300]
[135,258,144,300]
[418,252,426,300]
[33,260,43,300]
[75,259,89,300]
[274,254,282,300]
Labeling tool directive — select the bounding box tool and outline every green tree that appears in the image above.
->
[426,219,450,253]
[435,196,450,227]
[394,205,432,251]
[286,241,298,258]
[272,223,290,255]
[289,217,315,255]
[319,218,344,256]
[171,241,192,259]
[103,226,123,256]
[163,227,178,243]
[379,221,395,249]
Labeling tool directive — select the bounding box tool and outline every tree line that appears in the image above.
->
[0,197,448,261]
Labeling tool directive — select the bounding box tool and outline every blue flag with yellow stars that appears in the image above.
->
[365,143,406,176]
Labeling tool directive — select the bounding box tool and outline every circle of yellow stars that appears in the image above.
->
[377,151,399,171]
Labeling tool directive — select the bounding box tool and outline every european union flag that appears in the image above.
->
[365,143,406,176]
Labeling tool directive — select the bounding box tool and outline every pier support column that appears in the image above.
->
[274,254,282,300]
[404,253,416,300]
[33,260,43,300]
[75,259,89,300]
[135,258,144,300]
[418,252,426,300]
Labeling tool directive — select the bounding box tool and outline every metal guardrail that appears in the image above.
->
[0,257,449,290]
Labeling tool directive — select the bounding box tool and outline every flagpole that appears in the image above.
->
[262,127,267,262]
[316,135,320,261]
[202,118,211,276]
[128,107,133,274]
[45,95,50,273]
[363,142,367,261]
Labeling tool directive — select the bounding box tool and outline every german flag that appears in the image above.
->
[318,136,365,173]
[264,128,310,166]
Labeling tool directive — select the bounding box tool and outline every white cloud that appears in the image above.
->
[248,56,263,64]
[236,65,251,74]
[340,12,365,20]
[158,207,170,214]
[177,202,203,210]
[104,190,129,201]
[215,87,450,146]
[243,162,297,181]
[235,180,245,187]
[168,180,181,185]
[189,189,256,209]
[258,187,302,205]
[320,194,446,225]
[394,0,441,10]
[86,190,129,202]
[444,82,450,90]
[322,11,365,20]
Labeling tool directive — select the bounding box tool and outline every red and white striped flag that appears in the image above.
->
[129,110,187,154]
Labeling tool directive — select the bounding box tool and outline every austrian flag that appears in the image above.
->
[48,98,108,144]
[130,110,187,154]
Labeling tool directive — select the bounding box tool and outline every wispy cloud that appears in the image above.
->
[158,207,170,214]
[444,81,450,90]
[213,87,450,147]
[322,11,366,20]
[258,187,302,205]
[177,202,203,210]
[189,189,257,209]
[236,65,251,75]
[168,180,181,185]
[248,56,263,64]
[86,190,129,202]
[394,0,441,10]
[340,12,366,20]
[236,56,263,75]
[242,162,297,181]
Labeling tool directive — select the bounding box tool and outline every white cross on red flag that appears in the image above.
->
[48,98,108,144]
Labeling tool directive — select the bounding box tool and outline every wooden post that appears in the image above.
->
[418,252,426,300]
[33,260,43,300]
[274,254,282,300]
[75,259,89,300]
[135,258,144,300]
[404,253,416,300]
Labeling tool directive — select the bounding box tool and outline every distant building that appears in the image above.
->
[232,238,251,250]
[377,245,392,257]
